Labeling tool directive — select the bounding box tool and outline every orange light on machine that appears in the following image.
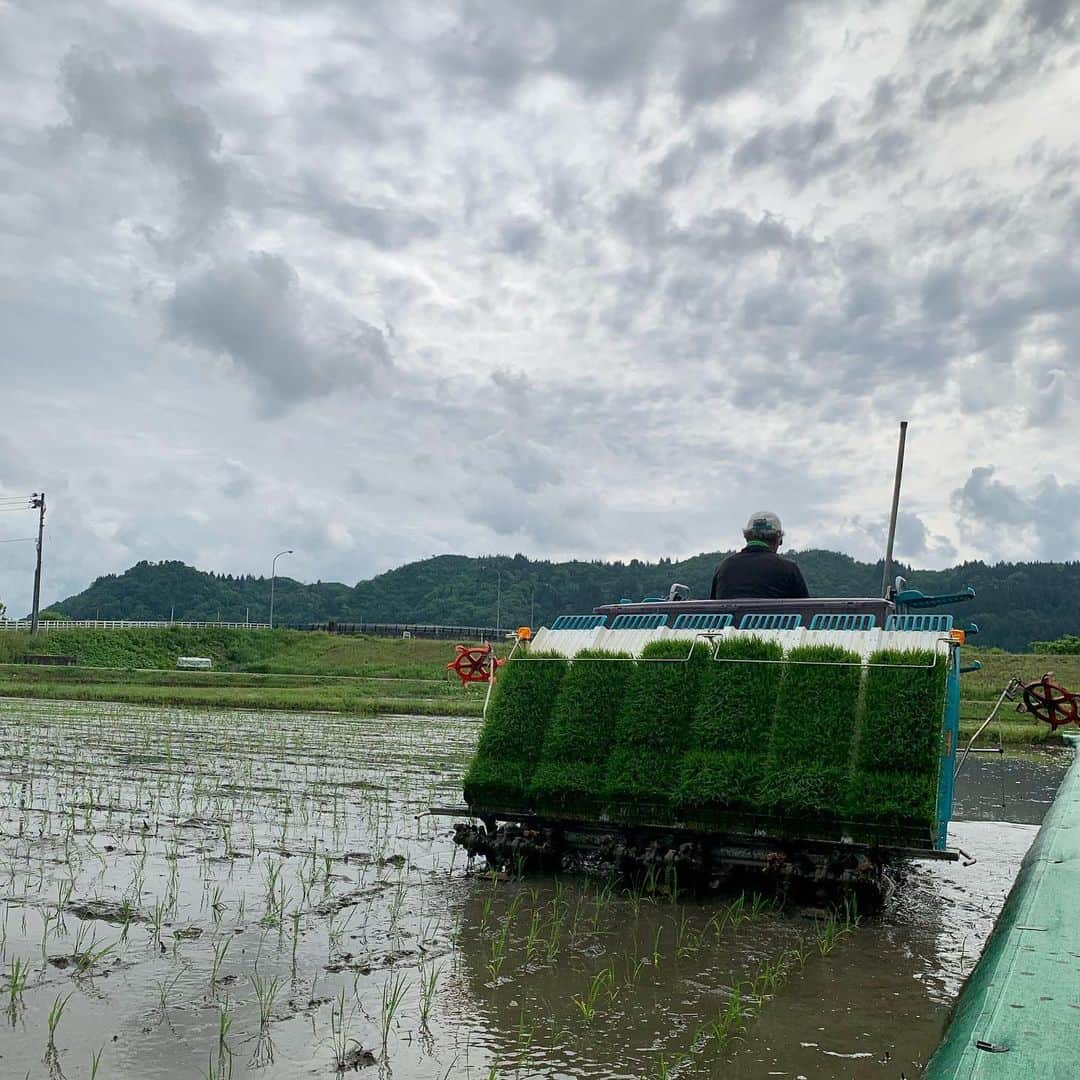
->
[950,629,966,645]
[517,626,532,641]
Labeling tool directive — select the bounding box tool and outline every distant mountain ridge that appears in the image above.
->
[44,551,1080,651]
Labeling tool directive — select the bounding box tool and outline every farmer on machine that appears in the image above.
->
[710,511,809,600]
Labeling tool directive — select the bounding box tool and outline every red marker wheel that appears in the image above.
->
[447,643,504,686]
[1017,672,1079,730]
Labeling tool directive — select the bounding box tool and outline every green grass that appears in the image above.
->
[0,631,497,716]
[960,648,1080,706]
[463,653,568,808]
[531,650,634,811]
[604,641,708,805]
[958,647,1080,746]
[0,628,491,679]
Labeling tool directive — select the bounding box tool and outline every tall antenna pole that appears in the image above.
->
[881,422,908,598]
[30,491,46,634]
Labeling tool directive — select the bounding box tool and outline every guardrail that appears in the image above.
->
[300,622,507,641]
[0,619,508,641]
[0,620,270,632]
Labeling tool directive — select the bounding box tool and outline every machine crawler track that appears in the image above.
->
[453,817,911,908]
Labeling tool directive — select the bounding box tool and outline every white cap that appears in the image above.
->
[743,511,783,540]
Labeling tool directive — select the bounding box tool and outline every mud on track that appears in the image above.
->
[0,699,1066,1079]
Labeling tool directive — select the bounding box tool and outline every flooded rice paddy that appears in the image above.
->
[0,699,1069,1079]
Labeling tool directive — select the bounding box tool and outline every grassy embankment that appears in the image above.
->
[0,628,493,716]
[958,648,1080,745]
[0,628,1078,743]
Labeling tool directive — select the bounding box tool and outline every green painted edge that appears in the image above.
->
[925,733,1080,1079]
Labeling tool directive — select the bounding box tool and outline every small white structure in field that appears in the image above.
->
[177,657,213,670]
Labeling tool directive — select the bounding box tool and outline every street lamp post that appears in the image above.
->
[269,549,293,629]
[530,579,557,628]
[495,568,502,634]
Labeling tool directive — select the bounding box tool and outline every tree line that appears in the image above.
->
[39,552,1080,652]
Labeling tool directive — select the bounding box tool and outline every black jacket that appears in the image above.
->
[710,543,809,600]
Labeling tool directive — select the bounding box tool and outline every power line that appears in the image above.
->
[0,537,34,543]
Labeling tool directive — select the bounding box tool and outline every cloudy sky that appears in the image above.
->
[0,0,1077,613]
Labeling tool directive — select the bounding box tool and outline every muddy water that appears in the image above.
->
[0,700,1069,1080]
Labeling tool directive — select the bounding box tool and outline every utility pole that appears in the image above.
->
[29,492,45,635]
[881,420,908,599]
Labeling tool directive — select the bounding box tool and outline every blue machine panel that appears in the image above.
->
[808,613,876,631]
[738,613,802,631]
[935,645,961,850]
[550,614,607,631]
[672,613,734,630]
[885,614,953,632]
[610,613,669,630]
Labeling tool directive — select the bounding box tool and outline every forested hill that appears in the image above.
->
[42,552,1080,651]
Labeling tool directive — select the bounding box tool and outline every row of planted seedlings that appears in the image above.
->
[0,699,488,1077]
[447,853,866,1079]
[465,636,948,839]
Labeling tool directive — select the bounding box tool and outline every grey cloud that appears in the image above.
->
[490,437,563,494]
[917,2,1077,120]
[952,466,1080,558]
[59,47,228,251]
[739,281,807,330]
[653,128,727,189]
[429,0,815,109]
[463,482,600,553]
[221,461,255,500]
[489,368,534,401]
[1025,368,1070,427]
[867,128,913,171]
[346,468,370,494]
[895,512,958,564]
[300,175,440,250]
[677,0,809,106]
[538,0,683,89]
[953,466,1034,526]
[1023,0,1076,33]
[302,65,417,147]
[5,0,1080,616]
[732,108,913,188]
[609,194,802,257]
[846,279,892,322]
[969,251,1080,357]
[921,55,1029,118]
[165,252,391,411]
[497,216,544,257]
[870,77,899,116]
[432,0,682,96]
[920,267,966,322]
[731,106,850,188]
[0,435,33,487]
[909,1,991,44]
